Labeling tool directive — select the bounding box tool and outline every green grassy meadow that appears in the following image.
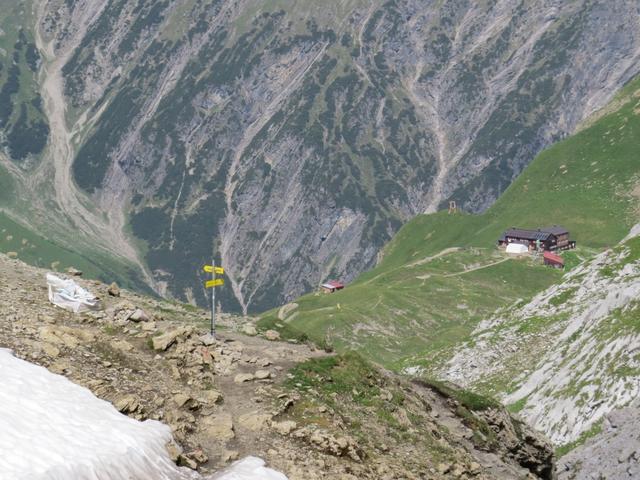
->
[0,211,152,292]
[259,75,640,372]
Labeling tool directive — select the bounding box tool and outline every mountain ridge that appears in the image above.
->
[2,0,640,312]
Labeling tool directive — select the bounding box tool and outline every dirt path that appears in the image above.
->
[407,246,463,267]
[442,257,510,277]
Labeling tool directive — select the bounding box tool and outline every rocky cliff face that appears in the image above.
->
[2,0,640,312]
[442,224,640,447]
[558,401,640,479]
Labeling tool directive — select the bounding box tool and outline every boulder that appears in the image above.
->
[152,327,191,351]
[272,420,297,436]
[177,454,198,470]
[264,330,280,341]
[200,389,223,405]
[107,282,121,297]
[173,393,192,408]
[254,370,272,380]
[128,308,149,322]
[201,413,235,440]
[67,267,83,276]
[165,441,182,462]
[241,324,258,336]
[185,449,208,465]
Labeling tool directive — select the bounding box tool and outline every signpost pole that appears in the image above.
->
[211,256,216,339]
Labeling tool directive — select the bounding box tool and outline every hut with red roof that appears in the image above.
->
[543,251,564,269]
[320,280,345,294]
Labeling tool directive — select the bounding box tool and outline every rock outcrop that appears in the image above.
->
[443,224,640,447]
[558,402,640,480]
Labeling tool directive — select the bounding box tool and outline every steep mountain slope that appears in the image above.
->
[444,223,640,447]
[0,252,555,479]
[558,401,640,479]
[259,74,640,374]
[2,0,640,312]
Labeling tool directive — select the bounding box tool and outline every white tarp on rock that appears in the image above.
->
[46,273,98,313]
[505,243,528,255]
[0,348,288,480]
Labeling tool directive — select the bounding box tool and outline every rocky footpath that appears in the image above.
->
[0,253,555,478]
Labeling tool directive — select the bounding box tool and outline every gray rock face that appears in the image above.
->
[5,1,640,312]
[559,402,640,480]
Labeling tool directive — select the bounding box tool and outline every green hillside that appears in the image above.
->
[259,75,640,371]
[0,0,49,162]
[0,209,151,293]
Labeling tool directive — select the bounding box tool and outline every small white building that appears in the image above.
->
[505,243,528,255]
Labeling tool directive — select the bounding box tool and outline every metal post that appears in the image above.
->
[211,256,216,339]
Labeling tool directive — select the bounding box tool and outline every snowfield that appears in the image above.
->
[0,349,287,480]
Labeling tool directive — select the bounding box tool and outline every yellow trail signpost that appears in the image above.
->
[203,261,225,339]
[203,266,225,274]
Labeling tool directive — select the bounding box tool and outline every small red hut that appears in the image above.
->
[320,280,345,293]
[543,251,564,269]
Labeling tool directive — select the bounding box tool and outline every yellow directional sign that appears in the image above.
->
[203,265,224,274]
[205,278,224,288]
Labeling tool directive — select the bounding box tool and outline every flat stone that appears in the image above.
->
[199,333,216,346]
[254,370,272,380]
[272,420,297,436]
[234,373,255,384]
[238,412,272,431]
[141,321,157,332]
[152,327,191,351]
[110,339,134,352]
[41,343,60,358]
[202,413,234,440]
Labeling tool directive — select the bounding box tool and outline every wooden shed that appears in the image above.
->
[320,280,345,293]
[543,251,564,269]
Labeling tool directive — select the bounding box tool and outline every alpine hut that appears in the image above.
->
[320,280,345,294]
[498,225,575,252]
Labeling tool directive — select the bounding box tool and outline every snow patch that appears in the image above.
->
[0,349,287,480]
